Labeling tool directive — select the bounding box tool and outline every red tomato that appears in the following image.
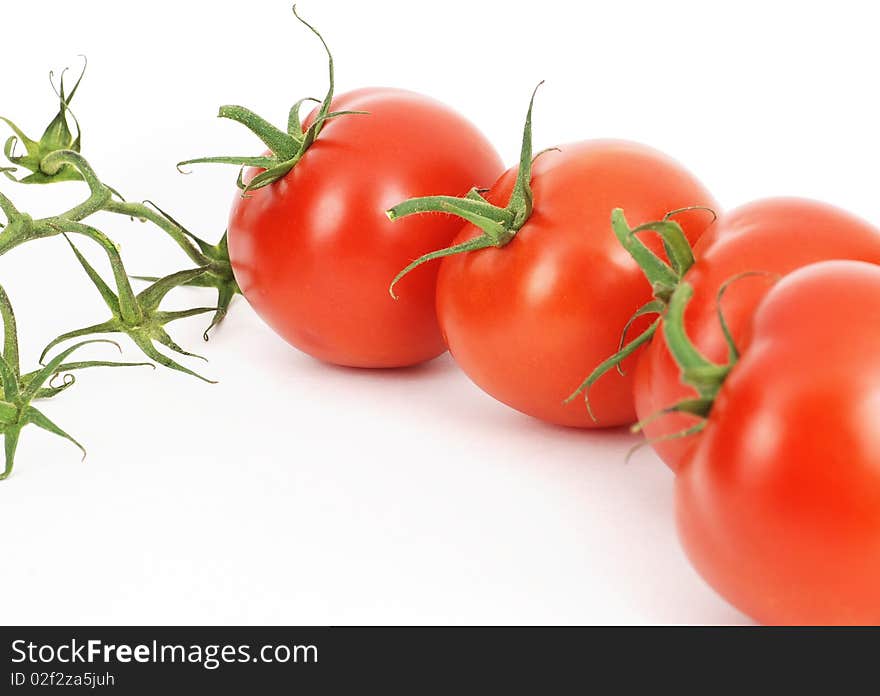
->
[431,141,716,427]
[228,88,502,367]
[675,260,880,625]
[636,198,880,467]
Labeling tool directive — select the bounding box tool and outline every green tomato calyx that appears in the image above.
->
[1,57,86,185]
[41,235,218,383]
[0,283,152,480]
[627,272,779,449]
[176,5,367,195]
[386,82,547,300]
[565,206,716,421]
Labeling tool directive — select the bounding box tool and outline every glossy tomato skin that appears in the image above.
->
[636,198,880,469]
[228,88,502,368]
[436,141,717,427]
[676,261,880,625]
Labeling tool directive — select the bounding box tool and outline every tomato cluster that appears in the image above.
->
[9,9,864,625]
[183,11,880,626]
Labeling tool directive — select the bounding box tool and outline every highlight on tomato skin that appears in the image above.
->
[672,260,880,625]
[633,197,880,469]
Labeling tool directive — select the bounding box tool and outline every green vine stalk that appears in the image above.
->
[0,59,238,478]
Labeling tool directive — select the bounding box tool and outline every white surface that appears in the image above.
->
[2,0,878,625]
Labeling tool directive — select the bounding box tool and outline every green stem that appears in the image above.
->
[389,236,498,300]
[293,3,335,146]
[566,207,709,421]
[506,81,542,228]
[39,149,111,220]
[663,282,732,401]
[176,6,353,194]
[0,217,54,256]
[610,208,695,301]
[624,280,737,438]
[103,200,209,266]
[60,222,144,325]
[0,190,18,220]
[387,196,514,244]
[565,317,660,421]
[611,210,678,289]
[217,105,299,158]
[387,195,513,227]
[0,284,21,381]
[386,82,545,296]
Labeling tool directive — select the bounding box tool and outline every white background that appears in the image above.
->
[2,0,877,625]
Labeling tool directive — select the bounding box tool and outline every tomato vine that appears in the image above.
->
[0,61,237,477]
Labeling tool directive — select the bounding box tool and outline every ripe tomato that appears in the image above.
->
[438,142,716,427]
[675,260,880,625]
[228,88,502,367]
[391,120,717,427]
[635,198,880,468]
[180,9,502,367]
